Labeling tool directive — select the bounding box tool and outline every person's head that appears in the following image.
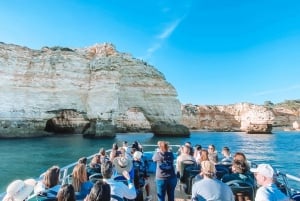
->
[56,184,76,201]
[208,144,215,153]
[195,144,202,151]
[200,149,209,162]
[118,147,126,156]
[158,141,169,152]
[122,141,128,147]
[131,147,137,154]
[90,155,101,168]
[43,165,60,188]
[185,141,192,147]
[85,180,111,201]
[132,141,140,151]
[182,145,190,155]
[231,160,247,174]
[233,152,247,162]
[3,179,36,201]
[222,147,230,157]
[99,148,106,156]
[78,157,87,165]
[250,164,274,186]
[201,161,216,178]
[112,143,118,150]
[133,151,143,161]
[101,160,113,179]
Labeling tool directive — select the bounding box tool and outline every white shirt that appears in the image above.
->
[103,178,136,200]
[255,183,289,201]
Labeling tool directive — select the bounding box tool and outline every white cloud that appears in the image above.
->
[157,18,183,40]
[144,17,184,59]
[147,43,161,54]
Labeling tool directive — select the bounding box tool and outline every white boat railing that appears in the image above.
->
[277,171,300,197]
[0,144,180,200]
[0,153,98,201]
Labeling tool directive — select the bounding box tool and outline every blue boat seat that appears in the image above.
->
[225,179,256,201]
[179,160,198,183]
[89,173,103,183]
[215,164,230,180]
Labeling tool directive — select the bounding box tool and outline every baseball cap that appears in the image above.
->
[250,163,274,178]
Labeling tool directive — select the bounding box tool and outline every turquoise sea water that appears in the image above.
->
[0,131,300,192]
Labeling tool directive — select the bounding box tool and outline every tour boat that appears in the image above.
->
[1,144,300,201]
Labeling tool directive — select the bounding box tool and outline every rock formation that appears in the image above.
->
[0,42,189,138]
[246,123,272,134]
[1,42,299,138]
[181,102,300,133]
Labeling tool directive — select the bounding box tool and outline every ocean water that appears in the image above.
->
[0,131,300,192]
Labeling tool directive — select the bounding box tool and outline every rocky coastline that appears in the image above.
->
[0,42,299,138]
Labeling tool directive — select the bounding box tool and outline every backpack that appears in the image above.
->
[159,152,173,171]
[132,160,146,188]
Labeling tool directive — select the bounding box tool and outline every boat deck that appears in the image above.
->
[146,173,190,201]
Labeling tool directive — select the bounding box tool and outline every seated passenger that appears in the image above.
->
[101,160,136,201]
[84,180,111,201]
[208,144,218,164]
[191,161,234,201]
[233,152,250,172]
[72,163,93,200]
[89,155,101,170]
[34,165,61,195]
[3,179,36,201]
[193,144,202,163]
[110,143,122,161]
[221,160,254,185]
[99,148,109,164]
[251,164,289,201]
[56,184,76,201]
[87,155,102,179]
[176,145,196,178]
[220,146,233,165]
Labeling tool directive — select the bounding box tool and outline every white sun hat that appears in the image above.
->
[3,179,36,201]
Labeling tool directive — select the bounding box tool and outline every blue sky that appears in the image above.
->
[0,0,300,105]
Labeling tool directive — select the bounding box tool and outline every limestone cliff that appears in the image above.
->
[181,102,300,132]
[0,42,189,138]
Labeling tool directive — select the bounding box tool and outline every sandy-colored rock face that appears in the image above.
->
[181,102,300,132]
[181,103,275,132]
[0,42,183,137]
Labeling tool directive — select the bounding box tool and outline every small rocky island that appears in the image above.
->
[0,42,299,138]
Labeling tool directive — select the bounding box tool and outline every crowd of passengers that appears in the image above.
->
[3,140,290,201]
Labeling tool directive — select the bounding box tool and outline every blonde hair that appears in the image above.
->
[72,163,87,192]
